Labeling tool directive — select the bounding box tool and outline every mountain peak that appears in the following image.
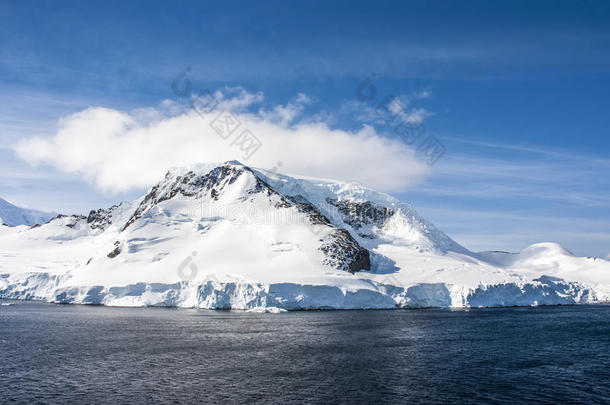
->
[0,197,56,226]
[122,162,469,257]
[223,160,245,166]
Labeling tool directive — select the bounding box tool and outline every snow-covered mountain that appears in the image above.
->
[0,197,56,226]
[1,161,609,310]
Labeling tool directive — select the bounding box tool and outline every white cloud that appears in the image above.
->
[14,89,430,194]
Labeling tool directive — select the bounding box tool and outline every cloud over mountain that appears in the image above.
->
[15,88,429,194]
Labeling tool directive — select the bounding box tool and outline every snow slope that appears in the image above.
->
[1,161,609,309]
[0,197,56,226]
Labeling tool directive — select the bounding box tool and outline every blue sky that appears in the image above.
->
[1,0,609,257]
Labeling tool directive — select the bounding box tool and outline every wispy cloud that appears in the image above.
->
[258,93,313,126]
[416,151,610,208]
[339,89,433,127]
[448,136,610,163]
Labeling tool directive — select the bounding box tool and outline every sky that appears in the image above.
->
[1,0,609,257]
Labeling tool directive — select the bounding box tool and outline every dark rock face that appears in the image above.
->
[320,228,371,273]
[287,195,371,273]
[107,241,121,258]
[326,198,394,230]
[87,206,118,231]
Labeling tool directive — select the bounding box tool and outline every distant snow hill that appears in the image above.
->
[0,197,56,226]
[1,161,608,310]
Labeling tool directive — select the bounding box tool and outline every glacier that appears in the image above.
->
[1,161,609,310]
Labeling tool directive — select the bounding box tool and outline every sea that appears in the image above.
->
[1,300,609,404]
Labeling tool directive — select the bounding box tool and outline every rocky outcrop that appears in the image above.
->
[87,206,118,231]
[319,228,371,272]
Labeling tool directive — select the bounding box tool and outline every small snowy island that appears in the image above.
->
[1,161,609,310]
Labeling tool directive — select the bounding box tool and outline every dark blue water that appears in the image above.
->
[1,301,609,404]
